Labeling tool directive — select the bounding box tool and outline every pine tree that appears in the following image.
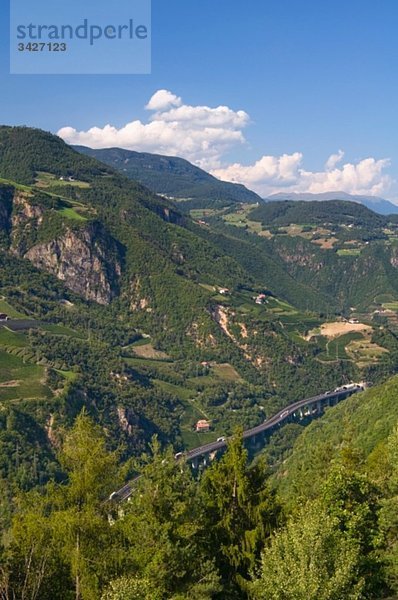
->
[322,460,383,596]
[198,434,281,598]
[118,437,221,599]
[4,413,124,600]
[52,413,123,600]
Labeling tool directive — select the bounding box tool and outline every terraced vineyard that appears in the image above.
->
[0,307,84,403]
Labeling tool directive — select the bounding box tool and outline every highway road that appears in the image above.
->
[110,384,363,502]
[185,385,363,461]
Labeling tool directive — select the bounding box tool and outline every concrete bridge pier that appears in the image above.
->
[257,432,267,449]
[191,457,200,470]
[248,433,264,452]
[298,408,305,420]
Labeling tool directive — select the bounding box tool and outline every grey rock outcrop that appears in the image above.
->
[24,222,123,304]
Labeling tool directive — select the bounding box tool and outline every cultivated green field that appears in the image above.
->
[57,207,87,221]
[153,379,195,402]
[190,208,220,219]
[222,205,264,234]
[181,430,218,449]
[0,177,31,192]
[0,350,52,402]
[211,363,242,382]
[40,323,84,338]
[382,302,398,312]
[124,356,176,374]
[0,328,28,347]
[56,369,78,382]
[318,332,364,361]
[35,172,90,189]
[0,299,26,319]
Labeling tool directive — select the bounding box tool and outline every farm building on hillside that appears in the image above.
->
[196,420,211,433]
[255,293,268,305]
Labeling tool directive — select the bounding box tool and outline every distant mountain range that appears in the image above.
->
[74,146,262,209]
[266,191,398,215]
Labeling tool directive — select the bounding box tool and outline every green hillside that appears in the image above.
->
[203,200,398,314]
[275,375,398,503]
[249,199,386,228]
[73,145,398,317]
[0,126,113,185]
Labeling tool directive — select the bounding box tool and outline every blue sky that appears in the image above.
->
[1,0,398,199]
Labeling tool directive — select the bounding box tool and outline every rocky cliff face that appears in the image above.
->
[273,240,324,271]
[12,191,45,224]
[24,222,123,304]
[1,186,123,304]
[10,191,46,254]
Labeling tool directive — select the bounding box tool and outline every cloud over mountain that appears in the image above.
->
[212,154,392,198]
[58,90,393,197]
[58,90,249,170]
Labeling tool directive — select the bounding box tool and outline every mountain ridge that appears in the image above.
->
[73,144,263,209]
[266,191,398,215]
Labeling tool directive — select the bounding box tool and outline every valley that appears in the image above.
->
[2,126,398,599]
[2,131,398,464]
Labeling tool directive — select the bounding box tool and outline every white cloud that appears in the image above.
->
[58,90,249,170]
[212,154,393,198]
[58,90,393,197]
[212,153,303,189]
[325,149,345,171]
[300,157,392,196]
[145,89,182,111]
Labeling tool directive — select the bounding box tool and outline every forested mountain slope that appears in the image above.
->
[71,140,398,317]
[74,144,262,208]
[249,199,386,228]
[266,190,398,215]
[275,375,398,502]
[206,200,398,313]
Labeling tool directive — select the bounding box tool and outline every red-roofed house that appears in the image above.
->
[196,420,211,432]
